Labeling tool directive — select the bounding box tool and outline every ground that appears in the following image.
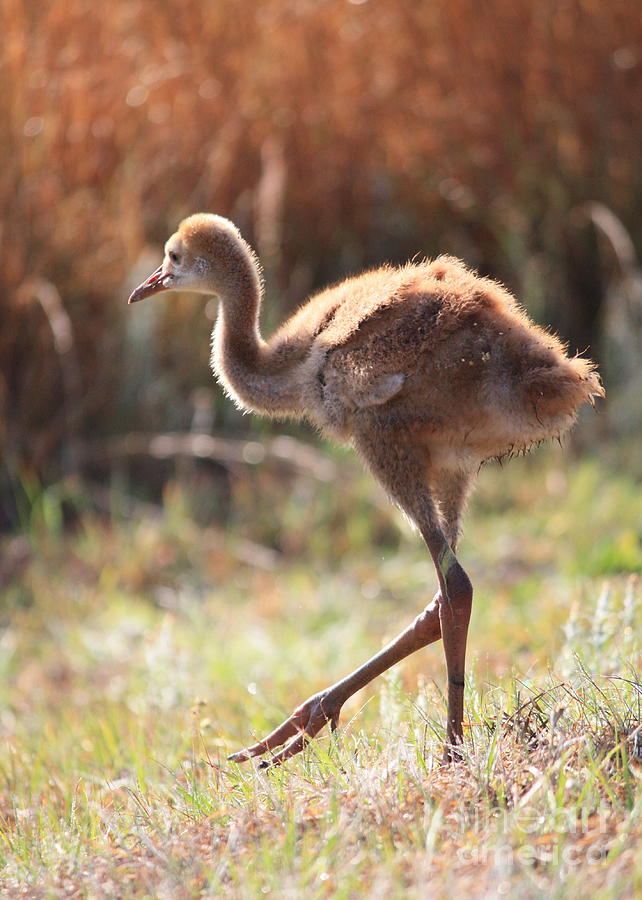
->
[1,443,640,898]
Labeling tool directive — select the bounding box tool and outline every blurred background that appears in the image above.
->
[1,0,641,535]
[1,8,641,890]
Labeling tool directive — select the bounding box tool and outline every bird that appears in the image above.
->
[128,213,603,767]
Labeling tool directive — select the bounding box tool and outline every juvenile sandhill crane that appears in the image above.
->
[129,214,603,766]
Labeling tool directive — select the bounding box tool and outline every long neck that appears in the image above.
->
[210,251,304,418]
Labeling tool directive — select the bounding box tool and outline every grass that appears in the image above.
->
[0,447,641,898]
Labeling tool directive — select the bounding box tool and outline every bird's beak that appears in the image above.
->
[128,265,171,304]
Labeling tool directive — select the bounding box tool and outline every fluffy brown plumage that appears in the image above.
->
[129,213,603,767]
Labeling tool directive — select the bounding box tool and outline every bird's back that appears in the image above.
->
[271,256,602,456]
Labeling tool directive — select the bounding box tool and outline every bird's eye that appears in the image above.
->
[169,250,180,264]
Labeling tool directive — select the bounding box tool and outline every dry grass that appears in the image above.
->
[1,5,640,890]
[2,0,640,484]
[0,451,640,897]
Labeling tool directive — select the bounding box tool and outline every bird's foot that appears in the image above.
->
[441,735,465,765]
[228,689,344,769]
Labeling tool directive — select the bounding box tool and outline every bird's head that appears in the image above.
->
[128,214,251,304]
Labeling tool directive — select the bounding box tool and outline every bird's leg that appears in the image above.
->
[360,446,474,760]
[228,599,443,767]
[228,444,474,768]
[428,537,472,760]
[431,466,474,553]
[428,468,475,759]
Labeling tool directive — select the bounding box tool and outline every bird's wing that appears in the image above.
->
[320,342,407,410]
[343,372,406,408]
